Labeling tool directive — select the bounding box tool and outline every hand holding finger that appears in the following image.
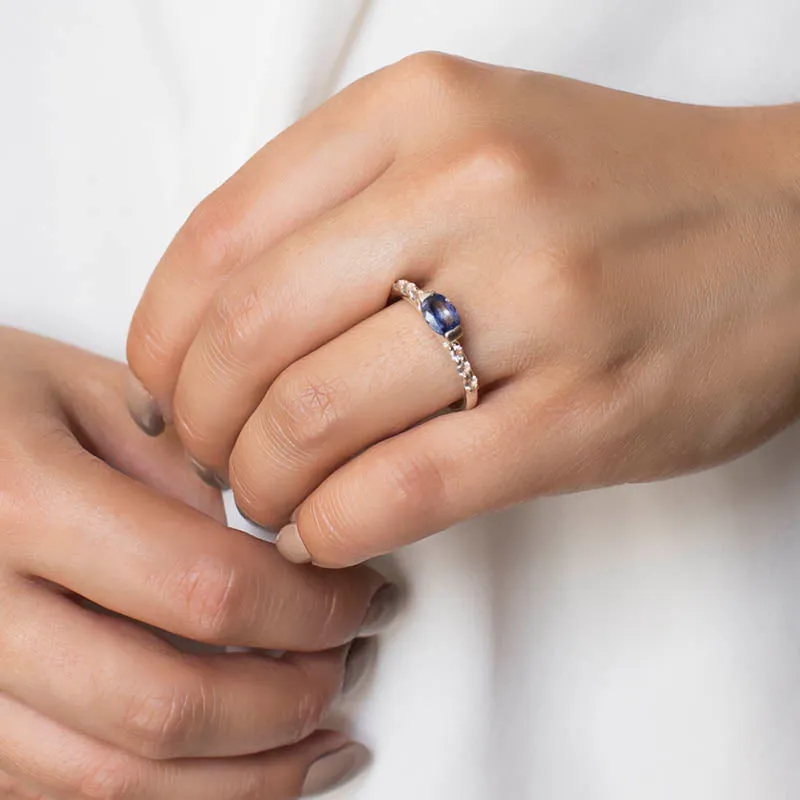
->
[0,328,386,793]
[0,694,369,799]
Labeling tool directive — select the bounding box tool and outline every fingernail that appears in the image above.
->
[342,637,378,696]
[125,371,165,436]
[359,583,403,637]
[276,523,312,564]
[302,743,371,797]
[188,456,230,490]
[234,503,265,528]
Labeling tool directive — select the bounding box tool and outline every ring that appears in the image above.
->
[391,279,479,411]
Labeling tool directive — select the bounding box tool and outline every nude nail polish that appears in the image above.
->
[359,583,403,637]
[125,371,164,436]
[234,502,264,528]
[301,743,371,797]
[276,523,312,564]
[342,637,378,696]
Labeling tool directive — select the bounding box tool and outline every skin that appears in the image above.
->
[0,327,385,798]
[127,51,800,572]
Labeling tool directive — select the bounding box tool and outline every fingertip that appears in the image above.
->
[125,370,165,437]
[276,510,371,569]
[301,741,372,797]
[276,523,313,564]
[188,455,231,491]
[358,582,403,637]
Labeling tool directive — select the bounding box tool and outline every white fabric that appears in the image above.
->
[2,2,800,798]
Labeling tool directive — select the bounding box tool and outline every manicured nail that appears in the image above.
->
[342,637,378,696]
[301,743,371,797]
[188,456,230,490]
[233,503,278,543]
[125,371,164,436]
[276,523,312,564]
[234,503,265,528]
[359,583,403,637]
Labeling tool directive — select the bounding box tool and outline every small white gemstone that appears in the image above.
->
[396,279,417,300]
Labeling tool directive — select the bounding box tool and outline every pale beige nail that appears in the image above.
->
[125,371,164,436]
[342,637,378,696]
[359,583,403,637]
[276,523,312,564]
[301,743,371,797]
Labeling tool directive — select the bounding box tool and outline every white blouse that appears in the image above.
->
[2,2,799,798]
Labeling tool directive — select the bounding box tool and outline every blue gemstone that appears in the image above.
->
[421,293,461,336]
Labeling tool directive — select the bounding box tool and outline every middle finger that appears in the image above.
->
[171,164,450,479]
[229,284,511,530]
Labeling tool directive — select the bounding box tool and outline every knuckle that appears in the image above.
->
[448,136,529,199]
[178,191,240,271]
[268,370,349,456]
[119,682,198,760]
[392,51,468,95]
[168,556,246,643]
[128,192,245,382]
[75,753,138,800]
[205,282,272,369]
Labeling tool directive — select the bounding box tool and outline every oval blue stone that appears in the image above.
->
[421,293,461,336]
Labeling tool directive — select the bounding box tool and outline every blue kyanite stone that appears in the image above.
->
[421,293,461,336]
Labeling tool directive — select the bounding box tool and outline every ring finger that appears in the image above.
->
[170,166,446,483]
[229,278,510,530]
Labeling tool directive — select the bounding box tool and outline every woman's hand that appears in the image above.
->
[127,53,800,568]
[0,328,388,798]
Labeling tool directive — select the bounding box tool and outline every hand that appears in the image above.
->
[0,328,390,798]
[127,52,800,568]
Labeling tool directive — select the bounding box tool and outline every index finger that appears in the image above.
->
[126,66,400,429]
[14,444,389,651]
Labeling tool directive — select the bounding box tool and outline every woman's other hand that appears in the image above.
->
[0,328,389,798]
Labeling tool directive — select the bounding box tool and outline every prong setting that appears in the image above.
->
[391,279,479,411]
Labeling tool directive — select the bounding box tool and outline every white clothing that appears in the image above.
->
[2,2,799,798]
